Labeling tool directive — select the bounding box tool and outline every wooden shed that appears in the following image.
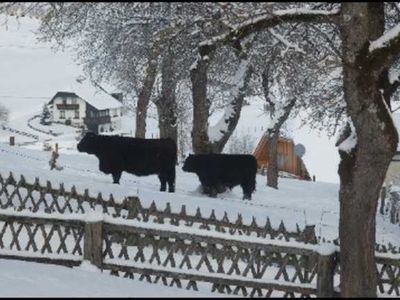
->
[253,135,311,180]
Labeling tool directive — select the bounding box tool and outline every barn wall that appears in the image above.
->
[253,136,310,180]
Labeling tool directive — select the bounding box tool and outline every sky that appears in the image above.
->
[0,14,341,184]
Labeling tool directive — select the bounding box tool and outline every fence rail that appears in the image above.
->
[1,124,39,140]
[0,171,317,244]
[0,210,336,297]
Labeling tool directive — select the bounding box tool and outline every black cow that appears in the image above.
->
[77,132,177,192]
[182,153,257,200]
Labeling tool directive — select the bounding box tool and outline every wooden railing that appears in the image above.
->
[0,209,336,297]
[0,172,317,244]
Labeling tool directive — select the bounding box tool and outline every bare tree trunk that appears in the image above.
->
[338,3,398,297]
[135,43,161,138]
[208,60,253,153]
[190,54,211,154]
[261,62,296,189]
[267,132,279,189]
[155,47,178,144]
[190,48,253,154]
[265,98,295,189]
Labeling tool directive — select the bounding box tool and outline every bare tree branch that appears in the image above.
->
[368,24,400,72]
[198,8,341,57]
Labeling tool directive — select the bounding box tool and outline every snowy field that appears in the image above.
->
[1,141,400,247]
[0,259,217,297]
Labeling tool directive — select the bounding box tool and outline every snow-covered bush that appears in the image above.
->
[225,133,255,155]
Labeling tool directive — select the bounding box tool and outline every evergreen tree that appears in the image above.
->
[40,103,51,125]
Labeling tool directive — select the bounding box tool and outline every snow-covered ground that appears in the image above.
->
[0,259,216,297]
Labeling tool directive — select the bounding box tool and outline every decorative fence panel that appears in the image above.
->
[0,209,335,297]
[376,254,400,297]
[101,220,326,297]
[0,212,84,267]
[0,172,317,244]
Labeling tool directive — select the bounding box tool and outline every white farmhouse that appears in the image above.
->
[48,80,123,134]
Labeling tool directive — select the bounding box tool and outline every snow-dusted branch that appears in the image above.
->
[208,57,251,142]
[369,23,400,52]
[266,97,296,136]
[368,23,400,72]
[268,28,306,54]
[336,120,357,154]
[198,8,340,57]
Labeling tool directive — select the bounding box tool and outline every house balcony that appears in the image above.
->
[56,104,79,110]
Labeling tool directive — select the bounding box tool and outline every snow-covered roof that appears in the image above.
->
[53,79,123,111]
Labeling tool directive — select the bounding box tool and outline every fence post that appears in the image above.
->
[126,196,141,246]
[9,136,15,146]
[317,252,336,297]
[127,196,141,219]
[300,225,317,244]
[84,220,103,269]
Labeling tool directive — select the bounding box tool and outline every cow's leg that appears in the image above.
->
[216,182,227,193]
[198,174,215,197]
[241,178,255,200]
[202,185,211,195]
[209,186,218,198]
[166,167,176,193]
[158,173,167,192]
[242,192,252,200]
[112,172,122,184]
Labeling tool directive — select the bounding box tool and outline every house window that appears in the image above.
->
[74,110,79,119]
[100,110,108,117]
[60,110,65,119]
